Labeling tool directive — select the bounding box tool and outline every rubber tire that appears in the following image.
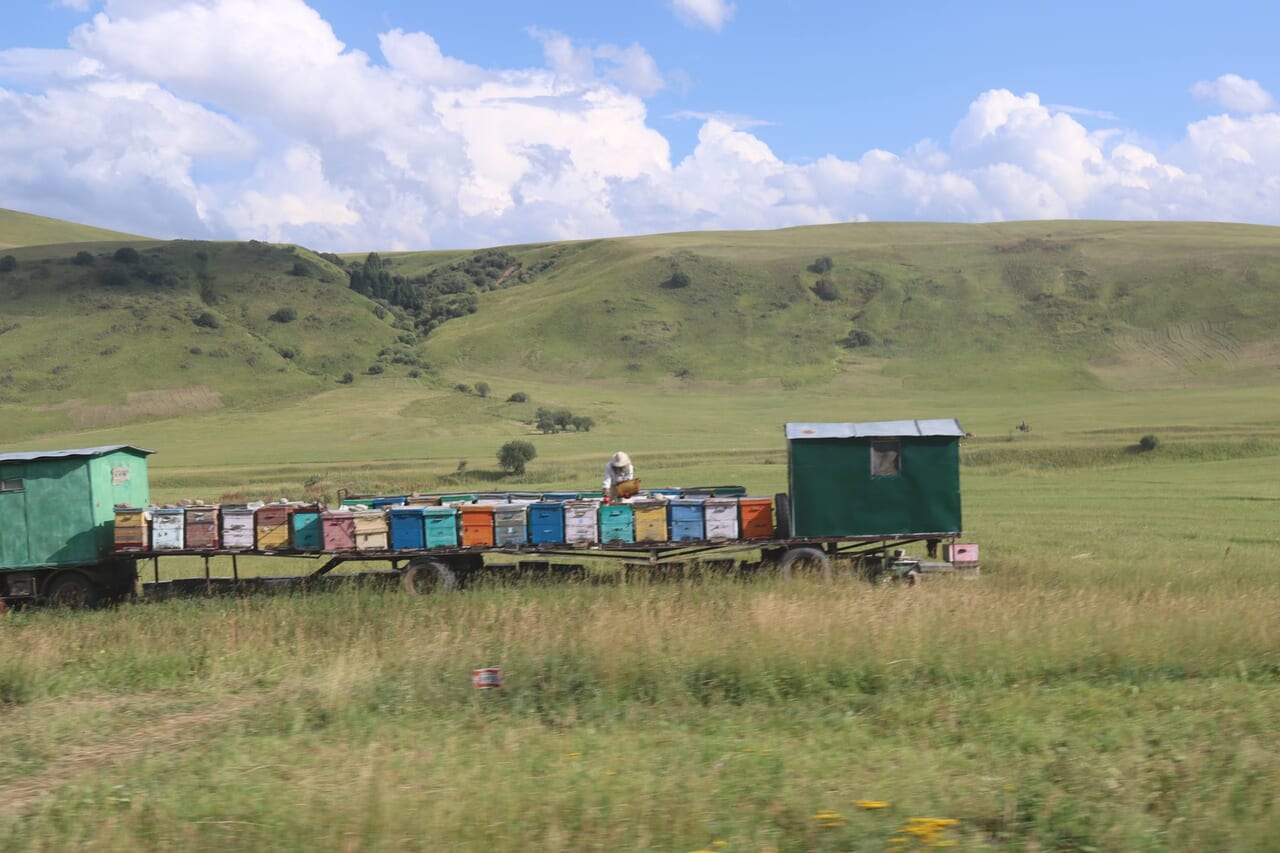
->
[401,559,458,595]
[46,572,101,609]
[779,547,832,582]
[773,492,792,538]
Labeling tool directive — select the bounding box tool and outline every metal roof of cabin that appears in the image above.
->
[0,444,155,464]
[785,419,965,440]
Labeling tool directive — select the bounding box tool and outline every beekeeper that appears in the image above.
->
[602,451,636,503]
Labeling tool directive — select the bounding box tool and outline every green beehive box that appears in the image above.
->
[424,507,460,547]
[598,504,635,544]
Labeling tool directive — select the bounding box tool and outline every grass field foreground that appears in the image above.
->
[3,436,1280,851]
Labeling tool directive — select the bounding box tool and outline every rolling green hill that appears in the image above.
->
[3,213,1280,446]
[0,208,148,249]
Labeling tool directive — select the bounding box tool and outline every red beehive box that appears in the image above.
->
[322,510,357,550]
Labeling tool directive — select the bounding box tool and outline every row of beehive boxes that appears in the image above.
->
[114,496,776,552]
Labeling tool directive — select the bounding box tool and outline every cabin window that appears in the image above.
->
[0,477,23,493]
[870,440,901,477]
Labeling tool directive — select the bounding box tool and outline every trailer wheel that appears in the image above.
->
[779,547,832,582]
[46,571,101,609]
[773,493,792,538]
[401,559,458,595]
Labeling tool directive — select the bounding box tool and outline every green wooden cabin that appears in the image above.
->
[0,445,153,570]
[785,420,964,537]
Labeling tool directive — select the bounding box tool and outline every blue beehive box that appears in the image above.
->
[292,508,324,550]
[529,501,566,545]
[669,498,706,541]
[389,506,429,550]
[424,507,460,548]
[598,504,635,543]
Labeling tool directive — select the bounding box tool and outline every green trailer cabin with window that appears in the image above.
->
[785,420,964,538]
[0,445,153,570]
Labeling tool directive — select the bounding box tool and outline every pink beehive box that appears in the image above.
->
[943,543,979,562]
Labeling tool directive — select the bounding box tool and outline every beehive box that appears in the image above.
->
[149,508,185,550]
[184,505,220,550]
[353,509,389,551]
[668,498,706,542]
[321,510,356,551]
[424,506,460,548]
[631,501,668,542]
[459,504,495,547]
[255,504,295,550]
[389,506,429,550]
[221,504,260,550]
[943,543,979,563]
[528,502,565,545]
[292,506,323,551]
[738,497,774,539]
[564,500,599,544]
[113,506,149,552]
[598,504,634,544]
[703,497,739,540]
[494,504,529,546]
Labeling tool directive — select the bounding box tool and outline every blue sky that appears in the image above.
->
[1,0,1278,250]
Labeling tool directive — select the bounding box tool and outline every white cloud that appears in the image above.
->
[669,0,735,31]
[2,1,1280,251]
[1191,73,1276,113]
[57,0,92,10]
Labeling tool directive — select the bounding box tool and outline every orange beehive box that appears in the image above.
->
[738,497,774,539]
[459,504,495,547]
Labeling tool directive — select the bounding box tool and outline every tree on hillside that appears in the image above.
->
[497,440,537,475]
[72,251,95,266]
[112,247,140,264]
[809,256,834,274]
[475,381,491,398]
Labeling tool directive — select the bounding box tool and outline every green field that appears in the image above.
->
[2,213,1280,850]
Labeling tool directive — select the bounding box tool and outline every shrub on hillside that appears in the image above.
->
[269,305,297,323]
[1138,434,1160,452]
[193,311,221,329]
[290,261,310,277]
[662,269,692,289]
[0,255,16,273]
[475,381,491,398]
[72,251,95,266]
[507,391,529,403]
[112,247,140,264]
[812,279,839,301]
[339,372,354,384]
[497,440,537,475]
[97,267,129,287]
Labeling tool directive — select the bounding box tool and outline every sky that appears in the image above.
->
[1,0,1278,252]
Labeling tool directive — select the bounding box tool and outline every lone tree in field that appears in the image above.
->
[497,440,537,475]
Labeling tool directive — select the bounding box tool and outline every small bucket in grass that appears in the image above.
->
[472,667,502,689]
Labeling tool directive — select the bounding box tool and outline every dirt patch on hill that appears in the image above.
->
[1085,321,1273,389]
[58,387,224,428]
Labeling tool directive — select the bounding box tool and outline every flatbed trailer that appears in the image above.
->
[135,530,979,601]
[2,419,979,607]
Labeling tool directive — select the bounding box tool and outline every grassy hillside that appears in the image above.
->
[0,239,421,438]
[0,208,147,249]
[414,220,1280,392]
[4,214,1280,447]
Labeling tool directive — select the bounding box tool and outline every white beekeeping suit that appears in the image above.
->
[601,451,634,502]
